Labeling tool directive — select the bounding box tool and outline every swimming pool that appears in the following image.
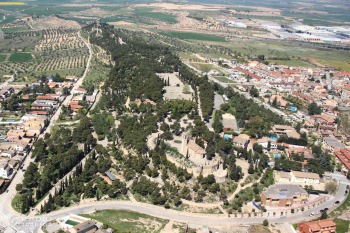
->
[224,136,230,140]
[274,154,280,158]
[290,107,297,111]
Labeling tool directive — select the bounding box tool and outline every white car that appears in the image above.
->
[315,211,320,215]
[310,212,315,216]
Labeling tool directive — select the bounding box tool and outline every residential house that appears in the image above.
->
[261,184,308,207]
[46,75,54,83]
[69,220,98,233]
[286,147,314,164]
[232,134,250,148]
[73,88,87,94]
[1,150,15,158]
[14,141,28,152]
[0,161,11,178]
[66,76,78,82]
[272,125,300,139]
[298,219,336,233]
[257,137,277,149]
[322,99,338,107]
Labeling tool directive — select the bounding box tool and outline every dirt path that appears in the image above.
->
[160,221,180,233]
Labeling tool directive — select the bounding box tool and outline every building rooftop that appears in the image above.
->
[105,171,116,181]
[71,220,97,232]
[323,137,345,149]
[292,171,320,179]
[263,184,307,199]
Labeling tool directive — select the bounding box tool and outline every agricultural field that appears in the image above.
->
[8,53,32,62]
[0,27,89,78]
[204,40,350,71]
[81,210,169,233]
[133,8,178,23]
[1,27,28,33]
[82,45,111,90]
[161,31,227,42]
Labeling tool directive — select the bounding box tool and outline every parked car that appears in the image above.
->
[315,211,320,215]
[335,201,340,204]
[310,212,315,216]
[324,208,328,211]
[320,209,324,213]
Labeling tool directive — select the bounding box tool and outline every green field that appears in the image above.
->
[22,7,88,16]
[160,31,227,42]
[0,55,7,62]
[213,76,235,83]
[8,53,32,62]
[101,16,156,25]
[0,15,18,26]
[81,210,169,233]
[2,27,28,33]
[133,8,178,23]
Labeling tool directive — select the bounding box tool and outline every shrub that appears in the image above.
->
[263,219,269,226]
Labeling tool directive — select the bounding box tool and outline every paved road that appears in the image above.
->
[46,31,92,134]
[206,93,224,130]
[5,172,348,233]
[0,77,13,89]
[0,30,93,233]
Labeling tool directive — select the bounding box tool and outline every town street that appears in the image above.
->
[0,30,93,233]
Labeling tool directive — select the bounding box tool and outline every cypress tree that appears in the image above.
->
[36,188,41,200]
[248,162,254,174]
[168,76,170,86]
[44,202,49,213]
[40,204,44,213]
[96,190,99,200]
[48,194,53,204]
[84,142,88,155]
[21,202,25,214]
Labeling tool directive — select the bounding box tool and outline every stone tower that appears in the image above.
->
[182,133,188,153]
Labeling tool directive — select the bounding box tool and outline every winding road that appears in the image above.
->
[0,31,349,233]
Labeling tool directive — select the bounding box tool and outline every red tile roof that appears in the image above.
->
[234,67,263,80]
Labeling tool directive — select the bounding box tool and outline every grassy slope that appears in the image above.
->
[81,210,169,233]
[330,192,350,233]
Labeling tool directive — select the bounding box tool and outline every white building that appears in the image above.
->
[0,161,11,178]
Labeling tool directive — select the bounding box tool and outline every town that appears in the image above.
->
[0,2,349,233]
